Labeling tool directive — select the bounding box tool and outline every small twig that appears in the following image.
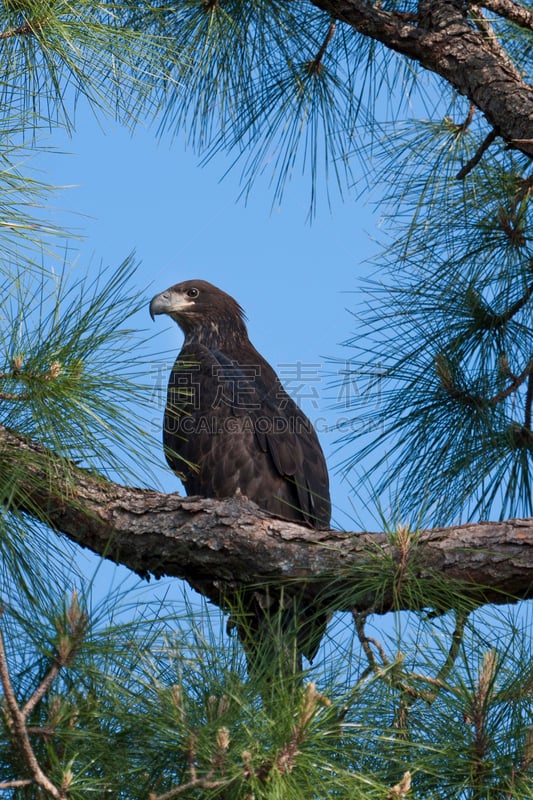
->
[459,103,476,132]
[433,610,468,689]
[435,352,485,409]
[253,682,330,779]
[442,278,533,364]
[24,592,87,719]
[468,650,497,797]
[512,175,533,208]
[0,22,36,39]
[393,693,410,738]
[353,611,375,668]
[392,676,422,701]
[488,356,533,406]
[464,103,475,128]
[491,280,533,327]
[520,726,533,771]
[306,18,336,75]
[499,354,517,385]
[357,610,466,707]
[352,611,389,669]
[389,671,452,709]
[407,671,459,694]
[456,129,498,179]
[401,613,468,704]
[149,776,235,800]
[525,373,533,431]
[210,726,230,774]
[0,624,67,800]
[186,732,198,782]
[393,525,412,600]
[447,103,475,133]
[21,666,62,720]
[26,725,57,737]
[277,684,315,774]
[0,390,31,401]
[0,779,33,789]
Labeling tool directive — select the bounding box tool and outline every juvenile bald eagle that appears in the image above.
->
[150,279,331,666]
[149,279,330,528]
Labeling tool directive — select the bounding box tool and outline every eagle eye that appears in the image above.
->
[186,288,199,298]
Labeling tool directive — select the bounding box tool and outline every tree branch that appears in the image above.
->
[2,424,533,614]
[0,779,33,790]
[0,22,36,40]
[488,355,533,405]
[456,129,498,179]
[309,0,533,158]
[0,619,67,800]
[306,18,336,75]
[480,0,533,32]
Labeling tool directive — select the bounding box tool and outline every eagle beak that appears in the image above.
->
[149,291,171,320]
[150,288,196,321]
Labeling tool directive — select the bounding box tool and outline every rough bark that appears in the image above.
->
[2,424,533,614]
[309,0,533,158]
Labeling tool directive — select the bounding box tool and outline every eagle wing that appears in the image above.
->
[163,342,330,529]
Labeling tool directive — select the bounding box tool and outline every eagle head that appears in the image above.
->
[149,279,247,342]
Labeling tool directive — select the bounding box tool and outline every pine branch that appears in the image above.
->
[0,780,33,789]
[470,3,512,61]
[0,360,63,402]
[456,129,498,179]
[21,593,87,720]
[433,610,468,688]
[306,18,336,75]
[448,102,476,134]
[0,21,38,40]
[309,0,533,158]
[149,775,235,800]
[0,615,67,800]
[352,611,389,669]
[353,612,463,707]
[2,424,533,615]
[525,373,533,430]
[488,356,533,405]
[480,0,533,32]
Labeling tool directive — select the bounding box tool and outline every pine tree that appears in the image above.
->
[0,1,532,797]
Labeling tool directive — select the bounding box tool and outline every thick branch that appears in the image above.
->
[2,424,533,613]
[309,0,533,158]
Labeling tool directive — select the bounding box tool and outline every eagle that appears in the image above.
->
[150,279,331,668]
